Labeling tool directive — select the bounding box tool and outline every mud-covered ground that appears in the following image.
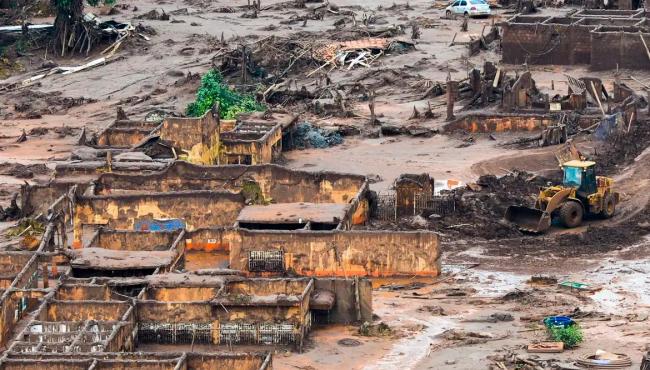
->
[1,0,650,369]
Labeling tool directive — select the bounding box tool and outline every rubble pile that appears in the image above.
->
[595,117,650,175]
[428,171,552,239]
[211,33,322,84]
[291,121,343,149]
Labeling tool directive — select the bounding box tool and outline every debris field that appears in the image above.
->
[0,0,649,369]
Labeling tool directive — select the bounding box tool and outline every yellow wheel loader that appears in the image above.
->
[505,160,619,233]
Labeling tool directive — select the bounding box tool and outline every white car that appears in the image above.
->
[445,0,491,18]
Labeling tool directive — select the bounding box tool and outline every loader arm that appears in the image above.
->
[543,188,573,214]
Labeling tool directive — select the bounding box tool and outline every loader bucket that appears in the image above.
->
[505,206,551,233]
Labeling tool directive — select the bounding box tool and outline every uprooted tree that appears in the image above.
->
[51,0,114,55]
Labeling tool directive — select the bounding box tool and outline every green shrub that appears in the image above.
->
[186,70,265,119]
[548,324,583,348]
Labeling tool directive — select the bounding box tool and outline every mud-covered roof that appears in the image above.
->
[237,202,349,224]
[70,248,175,270]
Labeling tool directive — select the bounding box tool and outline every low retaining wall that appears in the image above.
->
[445,113,601,133]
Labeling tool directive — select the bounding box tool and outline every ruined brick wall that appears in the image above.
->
[159,106,220,151]
[314,278,373,323]
[91,229,182,251]
[223,229,441,277]
[1,361,90,370]
[502,21,566,64]
[186,353,271,370]
[445,113,555,132]
[95,162,367,204]
[446,113,602,133]
[0,290,44,348]
[73,192,244,243]
[96,128,152,147]
[222,125,282,165]
[136,301,304,324]
[20,182,80,218]
[56,285,111,301]
[591,29,650,70]
[45,301,129,321]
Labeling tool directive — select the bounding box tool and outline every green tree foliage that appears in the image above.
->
[548,325,584,348]
[186,70,265,120]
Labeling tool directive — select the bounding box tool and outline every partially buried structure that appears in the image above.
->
[0,118,441,367]
[501,10,650,70]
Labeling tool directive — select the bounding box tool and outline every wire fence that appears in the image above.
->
[375,192,455,221]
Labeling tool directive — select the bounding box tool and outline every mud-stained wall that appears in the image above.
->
[95,360,177,370]
[314,278,372,323]
[0,290,45,348]
[502,15,647,67]
[146,287,219,301]
[45,301,129,321]
[3,353,271,370]
[94,162,367,204]
[591,29,650,70]
[95,119,161,148]
[73,191,244,243]
[136,301,303,324]
[446,114,555,132]
[90,229,181,251]
[56,285,111,301]
[96,128,152,148]
[221,229,441,277]
[20,182,79,218]
[446,113,602,133]
[2,361,90,370]
[159,106,220,153]
[186,353,271,370]
[145,279,309,302]
[222,125,282,165]
[0,253,34,287]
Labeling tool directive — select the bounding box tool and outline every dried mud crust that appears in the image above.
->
[0,163,50,179]
[1,89,96,119]
[468,205,650,258]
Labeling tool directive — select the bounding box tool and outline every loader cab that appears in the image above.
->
[562,160,596,196]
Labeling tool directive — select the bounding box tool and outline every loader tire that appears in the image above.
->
[559,201,583,228]
[601,194,616,219]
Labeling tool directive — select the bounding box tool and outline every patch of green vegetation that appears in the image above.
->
[548,325,583,348]
[241,180,271,205]
[228,294,252,304]
[186,70,265,120]
[6,219,45,237]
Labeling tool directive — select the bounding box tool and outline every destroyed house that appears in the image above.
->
[501,10,650,70]
[86,106,297,167]
[220,113,297,165]
[19,161,441,278]
[71,161,369,241]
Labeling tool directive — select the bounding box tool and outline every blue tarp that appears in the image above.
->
[134,218,185,232]
[594,113,622,141]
